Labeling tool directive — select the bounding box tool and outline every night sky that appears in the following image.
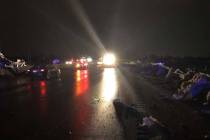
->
[0,0,209,58]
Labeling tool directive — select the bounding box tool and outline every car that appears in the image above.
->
[97,53,117,68]
[46,65,61,79]
[28,64,61,80]
[27,65,47,79]
[74,58,88,69]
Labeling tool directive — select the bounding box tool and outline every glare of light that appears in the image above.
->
[40,69,45,72]
[17,59,21,63]
[84,75,87,78]
[101,68,118,101]
[84,70,87,74]
[40,81,46,87]
[33,70,38,73]
[87,57,92,62]
[40,81,47,96]
[76,70,80,76]
[103,53,116,65]
[97,61,103,65]
[69,0,106,52]
[52,59,60,64]
[80,59,84,63]
[76,70,81,81]
[158,62,164,66]
[76,63,80,68]
[65,61,73,65]
[41,88,46,95]
[75,70,89,96]
[77,77,81,81]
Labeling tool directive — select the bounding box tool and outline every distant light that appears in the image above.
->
[84,74,87,78]
[84,70,87,74]
[103,53,116,65]
[52,59,60,64]
[87,57,92,62]
[158,62,164,65]
[27,69,30,72]
[65,61,73,65]
[97,61,103,65]
[40,81,46,96]
[40,81,46,87]
[40,69,45,72]
[80,59,84,63]
[33,70,38,73]
[76,63,80,68]
[17,59,21,63]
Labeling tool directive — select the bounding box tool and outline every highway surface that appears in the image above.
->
[0,66,210,140]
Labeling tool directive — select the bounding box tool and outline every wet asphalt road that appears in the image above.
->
[1,66,210,140]
[0,67,127,140]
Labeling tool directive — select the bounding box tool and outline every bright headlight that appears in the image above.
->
[87,57,93,62]
[103,53,116,65]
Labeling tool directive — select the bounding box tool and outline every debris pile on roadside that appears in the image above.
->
[0,51,31,77]
[113,99,172,140]
[134,61,210,114]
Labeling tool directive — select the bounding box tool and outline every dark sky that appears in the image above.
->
[0,0,209,58]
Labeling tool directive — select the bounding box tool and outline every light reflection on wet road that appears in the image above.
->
[75,70,89,96]
[101,68,118,102]
[87,68,122,139]
[0,68,124,139]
